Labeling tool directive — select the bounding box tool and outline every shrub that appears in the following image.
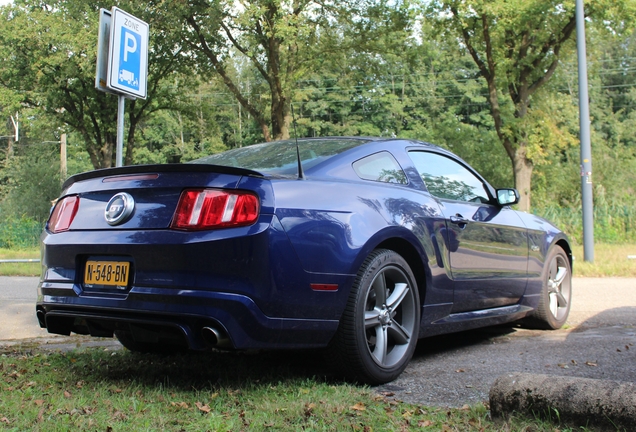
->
[533,204,636,244]
[0,217,43,249]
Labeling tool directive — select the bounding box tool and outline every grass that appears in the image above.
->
[0,344,590,431]
[571,243,636,277]
[0,248,40,277]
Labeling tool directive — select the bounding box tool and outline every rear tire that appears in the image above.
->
[328,249,420,384]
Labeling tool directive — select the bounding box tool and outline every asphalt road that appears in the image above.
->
[1,276,635,407]
[377,278,636,407]
[0,276,50,340]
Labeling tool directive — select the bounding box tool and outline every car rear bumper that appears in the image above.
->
[36,281,339,350]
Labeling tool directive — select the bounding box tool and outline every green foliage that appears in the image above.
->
[0,0,199,169]
[0,217,42,249]
[0,0,635,242]
[0,143,60,222]
[535,202,636,245]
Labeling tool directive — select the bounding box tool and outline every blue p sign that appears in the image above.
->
[118,28,141,91]
[107,7,148,99]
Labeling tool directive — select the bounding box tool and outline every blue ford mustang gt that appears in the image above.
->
[37,137,572,384]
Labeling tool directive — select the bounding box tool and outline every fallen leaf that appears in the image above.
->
[112,410,127,421]
[557,363,569,369]
[37,406,45,423]
[571,360,577,365]
[64,391,72,398]
[350,402,366,411]
[617,348,622,352]
[455,369,465,373]
[1,418,9,424]
[418,419,433,427]
[460,404,470,411]
[304,402,315,418]
[195,402,211,413]
[585,361,598,367]
[34,399,45,406]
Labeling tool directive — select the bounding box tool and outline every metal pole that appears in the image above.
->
[60,133,67,181]
[576,0,594,262]
[116,95,125,167]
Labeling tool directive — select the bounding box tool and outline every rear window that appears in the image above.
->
[190,139,368,175]
[353,152,407,184]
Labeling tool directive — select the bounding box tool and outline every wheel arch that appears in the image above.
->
[375,237,429,308]
[555,238,573,270]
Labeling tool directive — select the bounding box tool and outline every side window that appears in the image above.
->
[353,152,407,184]
[409,151,490,203]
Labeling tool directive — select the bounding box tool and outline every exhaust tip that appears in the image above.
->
[201,326,230,348]
[36,309,46,328]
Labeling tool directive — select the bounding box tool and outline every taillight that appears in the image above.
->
[170,189,260,230]
[48,195,80,233]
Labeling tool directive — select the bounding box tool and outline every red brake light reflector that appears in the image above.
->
[171,189,259,230]
[311,283,339,292]
[48,195,80,233]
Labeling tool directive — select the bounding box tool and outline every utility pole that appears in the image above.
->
[576,0,594,262]
[4,112,19,161]
[60,133,67,181]
[10,112,18,142]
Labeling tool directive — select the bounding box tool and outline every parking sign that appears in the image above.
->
[107,7,148,99]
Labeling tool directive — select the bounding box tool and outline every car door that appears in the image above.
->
[409,150,529,313]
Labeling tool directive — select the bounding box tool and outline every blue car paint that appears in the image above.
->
[37,138,570,351]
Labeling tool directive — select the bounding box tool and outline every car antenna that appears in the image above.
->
[291,103,304,180]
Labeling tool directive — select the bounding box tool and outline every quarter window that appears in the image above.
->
[353,152,407,184]
[409,151,489,203]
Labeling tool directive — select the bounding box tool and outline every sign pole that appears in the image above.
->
[96,7,148,168]
[116,95,125,167]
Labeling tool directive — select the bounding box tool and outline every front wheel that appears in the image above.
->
[328,249,420,384]
[527,245,572,329]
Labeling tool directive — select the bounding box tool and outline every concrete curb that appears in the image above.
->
[489,373,636,431]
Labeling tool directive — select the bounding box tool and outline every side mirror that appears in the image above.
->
[496,188,520,206]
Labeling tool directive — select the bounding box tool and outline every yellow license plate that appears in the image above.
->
[84,261,130,287]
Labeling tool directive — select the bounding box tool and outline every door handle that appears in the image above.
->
[450,214,469,226]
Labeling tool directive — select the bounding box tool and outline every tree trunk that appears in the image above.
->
[512,147,534,212]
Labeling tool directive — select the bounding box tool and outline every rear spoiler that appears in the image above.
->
[62,163,265,190]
